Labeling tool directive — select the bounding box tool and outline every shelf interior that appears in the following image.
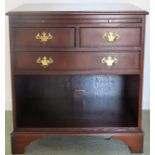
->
[15,75,139,128]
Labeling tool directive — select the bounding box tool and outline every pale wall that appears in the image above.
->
[5,0,150,110]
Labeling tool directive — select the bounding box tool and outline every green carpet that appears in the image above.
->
[5,111,150,155]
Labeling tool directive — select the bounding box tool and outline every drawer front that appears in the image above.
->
[13,28,75,49]
[15,52,139,71]
[80,28,141,48]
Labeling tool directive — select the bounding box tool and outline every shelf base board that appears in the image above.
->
[11,130,143,154]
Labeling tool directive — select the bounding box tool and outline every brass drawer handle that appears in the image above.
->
[101,56,118,67]
[36,56,54,68]
[35,32,53,44]
[102,32,119,42]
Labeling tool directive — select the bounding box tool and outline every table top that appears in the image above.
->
[7,3,148,15]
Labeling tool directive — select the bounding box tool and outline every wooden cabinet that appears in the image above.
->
[7,3,148,154]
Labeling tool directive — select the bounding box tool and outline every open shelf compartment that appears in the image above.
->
[15,75,139,128]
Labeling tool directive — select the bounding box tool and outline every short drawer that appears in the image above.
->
[15,52,140,72]
[13,28,75,49]
[80,28,141,48]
